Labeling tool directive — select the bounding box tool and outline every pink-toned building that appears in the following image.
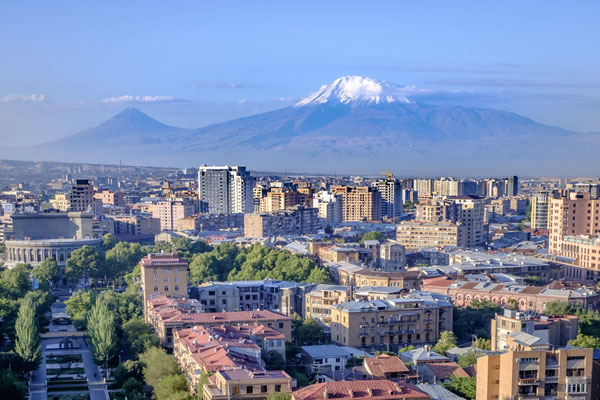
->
[549,191,600,282]
[152,200,196,231]
[422,276,600,312]
[94,190,126,207]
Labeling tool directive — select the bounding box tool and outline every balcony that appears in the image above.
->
[360,322,369,327]
[518,378,540,385]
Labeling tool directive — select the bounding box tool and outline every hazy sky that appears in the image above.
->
[1,1,599,145]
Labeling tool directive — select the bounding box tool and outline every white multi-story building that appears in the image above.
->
[313,191,343,225]
[414,179,434,197]
[198,165,254,214]
[451,195,486,248]
[371,179,403,218]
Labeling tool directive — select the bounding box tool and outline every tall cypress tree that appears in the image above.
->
[87,300,117,371]
[15,297,41,370]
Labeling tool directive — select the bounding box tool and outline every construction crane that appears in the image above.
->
[380,169,393,181]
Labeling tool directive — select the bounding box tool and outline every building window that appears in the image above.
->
[154,286,158,291]
[261,385,268,393]
[174,277,179,282]
[275,385,281,392]
[279,322,284,329]
[232,387,239,394]
[164,278,169,283]
[154,278,158,283]
[164,286,169,291]
[174,286,179,291]
[247,386,253,394]
[153,268,157,274]
[164,269,169,274]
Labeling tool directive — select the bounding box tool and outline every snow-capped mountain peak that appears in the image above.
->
[295,76,411,107]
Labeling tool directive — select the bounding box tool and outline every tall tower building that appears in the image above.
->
[371,179,403,218]
[69,179,96,212]
[198,165,254,214]
[450,195,486,248]
[332,186,382,222]
[531,190,559,230]
[506,175,519,196]
[140,251,188,321]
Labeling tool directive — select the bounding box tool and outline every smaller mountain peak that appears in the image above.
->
[295,75,411,107]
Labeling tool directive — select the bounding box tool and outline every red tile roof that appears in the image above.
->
[424,362,470,380]
[292,380,430,400]
[364,354,410,377]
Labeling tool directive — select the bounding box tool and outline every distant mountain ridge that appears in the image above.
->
[2,76,599,175]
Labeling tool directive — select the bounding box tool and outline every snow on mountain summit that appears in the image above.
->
[295,76,412,107]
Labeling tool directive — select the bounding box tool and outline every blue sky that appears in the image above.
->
[1,1,599,145]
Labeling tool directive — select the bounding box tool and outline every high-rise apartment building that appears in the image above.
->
[69,179,95,212]
[506,175,519,196]
[140,252,188,321]
[451,195,486,248]
[259,187,312,213]
[476,348,593,400]
[531,190,559,230]
[152,200,196,231]
[396,221,463,251]
[94,190,125,207]
[198,165,254,214]
[548,191,600,281]
[333,186,382,222]
[434,177,462,196]
[416,199,458,222]
[313,191,343,225]
[371,179,403,219]
[414,179,434,198]
[244,207,319,238]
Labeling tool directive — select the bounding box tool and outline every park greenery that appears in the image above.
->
[188,243,332,285]
[433,331,457,356]
[457,350,484,368]
[453,299,502,342]
[359,231,385,243]
[444,376,476,400]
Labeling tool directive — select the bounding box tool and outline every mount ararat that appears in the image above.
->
[2,76,598,175]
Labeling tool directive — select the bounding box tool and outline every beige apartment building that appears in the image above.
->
[451,195,485,247]
[140,252,189,321]
[50,193,70,211]
[258,187,312,213]
[243,207,318,237]
[396,221,463,251]
[330,292,452,351]
[477,348,593,400]
[416,199,458,222]
[490,309,578,351]
[94,190,125,207]
[304,284,351,325]
[332,185,382,222]
[152,200,196,231]
[112,215,160,236]
[549,191,600,282]
[203,369,292,400]
[328,261,421,288]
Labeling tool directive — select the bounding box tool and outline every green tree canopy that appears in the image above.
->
[87,299,118,366]
[543,300,575,316]
[266,393,292,400]
[458,350,484,368]
[154,374,189,400]
[360,231,385,243]
[472,337,491,350]
[103,234,120,250]
[0,264,32,300]
[122,316,160,355]
[15,296,41,370]
[568,333,600,348]
[32,258,59,289]
[65,245,104,281]
[433,331,457,356]
[138,346,180,388]
[105,242,147,281]
[444,376,476,400]
[292,317,327,346]
[0,369,26,400]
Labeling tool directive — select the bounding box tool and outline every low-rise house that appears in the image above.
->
[418,362,470,384]
[363,354,417,381]
[300,345,369,374]
[399,347,450,365]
